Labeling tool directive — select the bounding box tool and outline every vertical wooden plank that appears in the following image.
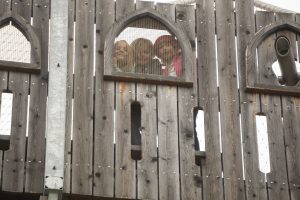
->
[297,15,300,59]
[260,93,290,200]
[196,0,224,199]
[176,4,202,200]
[282,96,300,200]
[0,0,11,191]
[256,12,278,85]
[63,0,75,194]
[236,1,268,200]
[114,0,136,199]
[25,0,49,193]
[258,11,290,200]
[71,0,94,195]
[156,3,180,200]
[135,1,158,200]
[215,0,245,199]
[277,12,300,200]
[93,0,115,197]
[2,0,31,192]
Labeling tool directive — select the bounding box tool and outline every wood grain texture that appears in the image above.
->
[114,0,136,199]
[298,14,300,60]
[277,13,300,200]
[196,0,224,199]
[215,0,245,199]
[2,0,30,192]
[136,84,158,200]
[258,12,290,200]
[0,0,10,190]
[256,11,278,86]
[282,96,300,200]
[93,0,115,197]
[176,4,202,200]
[135,1,158,200]
[71,0,94,195]
[155,4,180,200]
[115,82,136,199]
[63,0,75,194]
[236,1,268,199]
[25,0,49,193]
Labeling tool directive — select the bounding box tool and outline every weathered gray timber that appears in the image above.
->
[236,1,268,199]
[115,81,136,199]
[135,1,158,199]
[276,12,300,200]
[155,4,180,200]
[25,0,49,193]
[196,0,224,199]
[176,4,202,200]
[114,0,136,198]
[215,0,245,199]
[2,0,30,192]
[71,0,94,195]
[258,12,290,200]
[93,0,115,198]
[63,0,75,194]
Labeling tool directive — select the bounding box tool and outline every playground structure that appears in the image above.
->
[0,0,299,200]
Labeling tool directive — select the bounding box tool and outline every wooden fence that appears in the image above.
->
[0,0,299,200]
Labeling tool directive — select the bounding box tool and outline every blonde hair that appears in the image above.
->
[113,40,134,72]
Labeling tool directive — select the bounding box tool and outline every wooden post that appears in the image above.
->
[44,0,68,194]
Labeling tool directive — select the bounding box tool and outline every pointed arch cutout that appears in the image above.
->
[245,21,300,96]
[104,8,194,87]
[0,12,41,73]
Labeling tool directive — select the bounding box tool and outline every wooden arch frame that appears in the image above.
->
[104,8,194,87]
[245,21,300,96]
[0,12,41,73]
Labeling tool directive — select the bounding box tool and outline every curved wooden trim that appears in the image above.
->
[104,8,193,86]
[0,11,41,73]
[245,21,300,94]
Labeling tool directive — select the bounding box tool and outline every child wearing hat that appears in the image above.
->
[154,35,182,77]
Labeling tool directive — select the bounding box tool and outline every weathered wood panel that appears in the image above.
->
[136,84,158,200]
[256,12,278,85]
[71,0,94,195]
[277,12,300,200]
[156,3,180,200]
[196,0,224,199]
[0,0,11,191]
[215,0,245,199]
[176,4,202,200]
[114,0,136,199]
[25,0,49,193]
[63,0,75,194]
[298,14,300,59]
[1,0,30,193]
[236,1,268,199]
[93,0,115,197]
[135,1,158,200]
[258,11,290,200]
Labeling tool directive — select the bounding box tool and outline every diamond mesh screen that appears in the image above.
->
[0,23,31,63]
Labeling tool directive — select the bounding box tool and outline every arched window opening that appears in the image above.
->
[0,22,31,63]
[114,17,183,77]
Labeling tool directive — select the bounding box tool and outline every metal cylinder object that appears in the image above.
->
[275,36,299,86]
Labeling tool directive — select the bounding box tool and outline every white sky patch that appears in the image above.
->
[0,93,13,136]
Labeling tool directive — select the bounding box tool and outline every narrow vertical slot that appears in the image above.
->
[0,92,13,151]
[194,107,206,165]
[256,114,271,175]
[131,101,141,160]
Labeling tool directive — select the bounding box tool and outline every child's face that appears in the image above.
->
[157,42,177,62]
[114,41,129,61]
[135,47,152,65]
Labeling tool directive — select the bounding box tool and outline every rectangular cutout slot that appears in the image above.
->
[131,101,142,160]
[0,92,13,151]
